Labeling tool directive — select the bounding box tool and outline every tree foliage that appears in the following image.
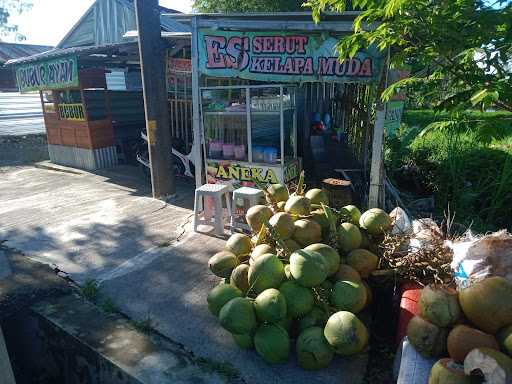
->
[0,0,32,41]
[193,0,304,13]
[305,0,512,112]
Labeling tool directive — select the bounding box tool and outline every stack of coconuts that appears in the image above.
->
[407,278,512,383]
[207,181,393,370]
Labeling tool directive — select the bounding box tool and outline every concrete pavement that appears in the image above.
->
[0,163,367,383]
[0,163,194,283]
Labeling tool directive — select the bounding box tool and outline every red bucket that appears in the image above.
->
[396,282,423,346]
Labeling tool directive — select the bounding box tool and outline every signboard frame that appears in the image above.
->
[198,29,383,84]
[15,55,79,93]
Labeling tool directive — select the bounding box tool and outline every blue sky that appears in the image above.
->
[4,0,193,46]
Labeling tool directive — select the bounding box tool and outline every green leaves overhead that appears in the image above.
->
[305,0,512,112]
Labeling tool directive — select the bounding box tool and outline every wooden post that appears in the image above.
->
[135,0,175,199]
[368,108,386,208]
[368,49,390,209]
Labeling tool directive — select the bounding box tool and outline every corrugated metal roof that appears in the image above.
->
[0,42,53,64]
[5,42,138,65]
[57,0,189,49]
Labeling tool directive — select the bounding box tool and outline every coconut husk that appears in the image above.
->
[379,229,454,286]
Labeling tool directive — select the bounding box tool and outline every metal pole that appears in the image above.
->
[135,0,175,199]
[191,16,203,188]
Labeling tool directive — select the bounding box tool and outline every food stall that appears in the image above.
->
[164,13,386,191]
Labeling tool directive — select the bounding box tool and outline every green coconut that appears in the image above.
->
[250,244,275,265]
[497,324,512,356]
[298,306,329,332]
[337,222,362,253]
[330,280,367,314]
[284,264,293,280]
[459,276,512,334]
[297,326,334,370]
[419,285,461,327]
[333,264,362,282]
[246,205,273,233]
[407,315,448,357]
[254,324,290,364]
[254,288,287,323]
[316,279,333,304]
[248,253,285,295]
[293,219,322,247]
[208,251,239,278]
[232,333,254,349]
[429,358,479,384]
[207,283,243,316]
[345,249,379,278]
[340,205,362,225]
[267,183,289,203]
[219,297,257,335]
[277,316,293,332]
[305,188,329,206]
[290,249,328,287]
[324,311,369,356]
[225,233,252,261]
[359,230,371,250]
[269,212,295,240]
[285,195,311,216]
[464,348,512,384]
[305,243,340,276]
[311,209,331,231]
[230,264,250,294]
[283,238,301,253]
[359,208,392,235]
[279,281,315,318]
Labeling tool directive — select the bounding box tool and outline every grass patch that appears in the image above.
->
[80,279,99,302]
[129,313,155,334]
[387,109,512,232]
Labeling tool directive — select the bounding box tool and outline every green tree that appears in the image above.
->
[305,0,512,112]
[0,0,32,41]
[193,0,304,13]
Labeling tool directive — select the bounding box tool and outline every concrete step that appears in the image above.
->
[29,294,240,384]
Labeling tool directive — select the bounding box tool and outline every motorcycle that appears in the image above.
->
[135,129,196,180]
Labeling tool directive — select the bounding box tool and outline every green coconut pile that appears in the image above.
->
[206,175,394,369]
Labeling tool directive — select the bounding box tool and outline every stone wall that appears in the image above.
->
[0,134,49,164]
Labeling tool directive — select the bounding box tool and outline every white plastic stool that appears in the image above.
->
[193,183,232,236]
[231,186,264,233]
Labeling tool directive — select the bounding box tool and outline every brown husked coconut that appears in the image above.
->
[447,325,499,363]
[407,315,448,357]
[419,285,461,327]
[345,249,379,278]
[246,205,273,233]
[459,276,512,334]
[362,280,373,307]
[464,347,512,384]
[333,264,362,282]
[428,358,478,384]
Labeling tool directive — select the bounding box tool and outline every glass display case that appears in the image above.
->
[201,84,300,187]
